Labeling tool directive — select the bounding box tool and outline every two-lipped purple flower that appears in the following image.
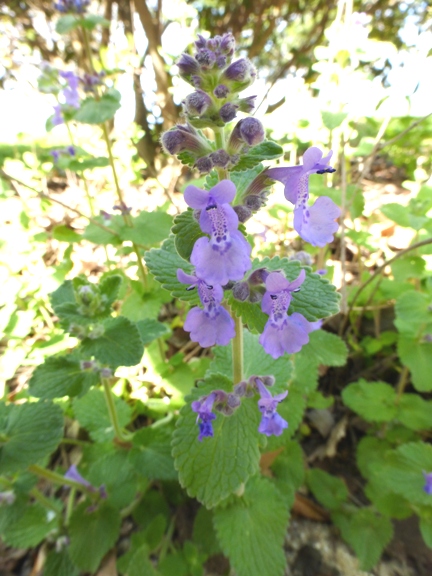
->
[184,180,251,286]
[259,269,321,359]
[265,147,340,247]
[191,393,217,441]
[255,378,288,436]
[177,269,235,347]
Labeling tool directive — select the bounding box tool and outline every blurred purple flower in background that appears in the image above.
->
[60,71,80,108]
[265,147,340,247]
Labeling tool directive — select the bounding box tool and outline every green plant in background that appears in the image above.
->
[0,0,432,575]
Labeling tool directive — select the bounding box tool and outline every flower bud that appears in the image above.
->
[216,55,227,68]
[248,268,269,285]
[196,49,216,70]
[184,90,212,116]
[227,393,241,409]
[245,195,264,211]
[177,53,200,81]
[238,117,265,146]
[233,381,247,397]
[233,204,252,223]
[249,287,264,303]
[195,34,207,50]
[161,123,211,156]
[232,281,250,301]
[222,58,256,89]
[209,149,230,168]
[214,84,230,99]
[100,367,113,378]
[237,95,257,113]
[220,33,236,56]
[219,102,238,123]
[195,156,213,173]
[289,251,313,266]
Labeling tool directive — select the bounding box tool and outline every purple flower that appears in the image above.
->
[265,147,340,247]
[255,378,288,437]
[185,180,252,285]
[423,472,432,495]
[60,71,80,108]
[161,123,211,156]
[52,104,64,126]
[191,393,217,441]
[64,465,107,498]
[259,270,321,359]
[54,0,90,13]
[177,269,235,347]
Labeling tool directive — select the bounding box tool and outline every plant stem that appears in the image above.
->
[29,487,59,513]
[65,487,76,526]
[232,313,244,383]
[396,365,410,402]
[101,377,133,443]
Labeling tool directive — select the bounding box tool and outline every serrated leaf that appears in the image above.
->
[172,374,261,508]
[375,442,432,506]
[342,379,397,422]
[0,402,64,473]
[271,441,305,496]
[69,502,121,573]
[50,280,75,310]
[80,316,144,367]
[233,141,284,172]
[303,330,348,366]
[121,210,173,246]
[99,274,122,307]
[55,14,79,34]
[397,394,432,430]
[213,476,289,576]
[307,469,348,510]
[136,318,171,345]
[29,354,99,399]
[204,171,219,190]
[208,329,293,389]
[145,236,200,305]
[172,209,205,261]
[398,336,432,391]
[74,94,121,124]
[395,291,432,337]
[177,150,196,166]
[131,427,177,480]
[2,503,57,548]
[44,549,80,576]
[333,509,393,570]
[321,111,348,130]
[290,350,319,394]
[73,388,132,442]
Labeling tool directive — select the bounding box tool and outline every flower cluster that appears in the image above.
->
[162,33,264,173]
[54,0,90,14]
[192,376,287,440]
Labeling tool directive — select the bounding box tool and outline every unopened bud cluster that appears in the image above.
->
[162,32,265,174]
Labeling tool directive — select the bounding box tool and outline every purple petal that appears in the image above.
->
[294,196,340,247]
[64,464,94,490]
[259,324,286,359]
[199,203,239,235]
[258,413,288,437]
[184,306,235,347]
[302,146,324,170]
[198,420,214,441]
[423,471,432,495]
[184,185,210,209]
[209,179,236,204]
[265,271,291,293]
[177,269,198,286]
[288,269,306,291]
[265,166,302,204]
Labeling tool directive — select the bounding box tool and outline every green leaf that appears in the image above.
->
[50,280,75,310]
[74,94,121,124]
[419,508,432,549]
[364,481,412,519]
[398,336,432,391]
[2,503,57,548]
[321,111,348,130]
[69,502,121,573]
[81,14,110,29]
[381,203,428,230]
[99,274,123,307]
[80,316,144,367]
[307,469,348,510]
[333,509,393,570]
[83,215,124,245]
[44,549,80,576]
[213,476,289,576]
[342,379,398,422]
[271,441,305,494]
[52,224,81,243]
[395,291,432,337]
[208,329,293,389]
[375,442,432,506]
[68,156,110,171]
[136,318,171,345]
[29,354,99,399]
[73,388,132,442]
[172,374,261,508]
[0,401,63,474]
[356,436,392,479]
[145,236,200,305]
[233,141,284,172]
[302,330,348,367]
[397,394,432,430]
[121,211,173,247]
[131,427,177,480]
[172,209,205,261]
[55,15,80,34]
[192,507,221,556]
[391,256,426,281]
[232,164,264,203]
